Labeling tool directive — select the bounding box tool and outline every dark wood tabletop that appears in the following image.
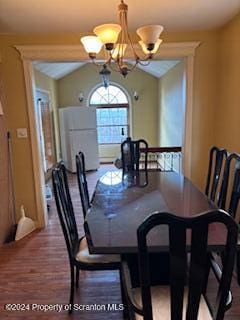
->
[86,170,228,254]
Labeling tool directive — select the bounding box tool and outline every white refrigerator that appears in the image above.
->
[59,106,99,172]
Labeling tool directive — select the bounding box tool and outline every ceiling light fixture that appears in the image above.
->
[99,64,111,88]
[81,0,164,78]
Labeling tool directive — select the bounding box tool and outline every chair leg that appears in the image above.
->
[76,268,80,288]
[119,269,130,320]
[237,250,240,286]
[69,265,75,314]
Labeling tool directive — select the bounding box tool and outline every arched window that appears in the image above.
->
[89,84,129,144]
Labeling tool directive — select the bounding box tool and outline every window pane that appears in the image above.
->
[114,90,128,103]
[100,94,117,104]
[97,108,128,144]
[90,91,104,104]
[90,85,128,105]
[97,108,127,126]
[97,125,128,144]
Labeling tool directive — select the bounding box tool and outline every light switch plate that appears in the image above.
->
[17,128,28,138]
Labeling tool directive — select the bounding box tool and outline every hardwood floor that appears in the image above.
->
[0,165,239,319]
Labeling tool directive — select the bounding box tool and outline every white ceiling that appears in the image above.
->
[33,60,181,80]
[0,0,239,33]
[33,62,86,80]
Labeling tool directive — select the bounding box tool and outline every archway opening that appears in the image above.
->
[89,84,130,163]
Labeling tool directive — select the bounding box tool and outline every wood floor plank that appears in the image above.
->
[0,165,239,319]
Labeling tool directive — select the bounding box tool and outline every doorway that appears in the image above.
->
[16,42,200,228]
[35,89,56,180]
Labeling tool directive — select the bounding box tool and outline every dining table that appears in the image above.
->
[85,169,228,256]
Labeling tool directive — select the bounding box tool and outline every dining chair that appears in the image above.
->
[122,210,238,320]
[76,151,91,218]
[218,153,240,215]
[217,152,240,285]
[121,137,148,173]
[124,169,149,188]
[205,146,228,205]
[52,163,122,313]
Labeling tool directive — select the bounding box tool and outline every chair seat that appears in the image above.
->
[76,237,120,264]
[133,286,212,320]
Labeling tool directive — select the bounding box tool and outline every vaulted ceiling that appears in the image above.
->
[33,62,87,80]
[33,60,181,80]
[0,0,239,34]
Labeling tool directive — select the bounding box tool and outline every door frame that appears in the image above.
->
[36,88,56,174]
[15,42,200,228]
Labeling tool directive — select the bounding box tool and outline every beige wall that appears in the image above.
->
[0,27,223,221]
[58,63,158,161]
[33,69,60,161]
[215,13,240,153]
[158,61,185,147]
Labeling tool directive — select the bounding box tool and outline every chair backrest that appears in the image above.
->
[76,151,90,218]
[137,210,238,320]
[205,147,228,204]
[52,163,79,263]
[218,152,240,220]
[121,137,148,172]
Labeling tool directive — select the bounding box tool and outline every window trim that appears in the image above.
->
[91,103,129,109]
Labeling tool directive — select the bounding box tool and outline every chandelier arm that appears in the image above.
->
[126,28,139,60]
[92,60,107,67]
[137,57,153,66]
[91,55,112,67]
[107,55,138,77]
[118,1,138,61]
[108,51,121,67]
[127,61,138,72]
[108,60,123,73]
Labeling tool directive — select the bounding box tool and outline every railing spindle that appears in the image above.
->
[139,146,182,173]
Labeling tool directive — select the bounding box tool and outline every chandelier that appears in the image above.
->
[81,0,164,77]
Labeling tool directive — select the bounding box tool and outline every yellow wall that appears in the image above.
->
[0,33,88,221]
[158,61,185,147]
[33,69,60,161]
[215,13,240,152]
[0,64,14,244]
[161,31,219,189]
[0,29,221,221]
[57,62,158,161]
